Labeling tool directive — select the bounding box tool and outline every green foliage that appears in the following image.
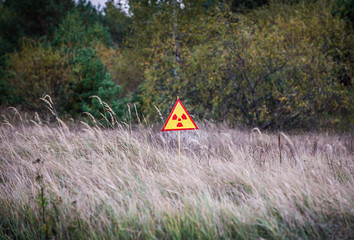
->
[140,0,353,129]
[331,0,354,25]
[103,0,130,44]
[5,40,73,111]
[0,0,110,107]
[0,0,352,129]
[0,199,352,239]
[52,11,128,119]
[0,0,75,55]
[52,11,110,48]
[69,47,126,118]
[120,0,222,94]
[227,0,270,12]
[5,32,126,120]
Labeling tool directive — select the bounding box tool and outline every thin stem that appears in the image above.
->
[178,130,181,161]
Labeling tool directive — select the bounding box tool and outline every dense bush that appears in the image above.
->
[5,41,72,111]
[52,11,110,48]
[4,11,128,119]
[331,0,354,25]
[0,0,75,56]
[0,0,352,129]
[140,1,353,129]
[68,47,126,118]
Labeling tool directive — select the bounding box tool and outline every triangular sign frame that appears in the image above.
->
[161,99,198,131]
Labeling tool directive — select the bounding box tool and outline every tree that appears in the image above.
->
[0,0,75,54]
[140,0,353,129]
[103,0,130,44]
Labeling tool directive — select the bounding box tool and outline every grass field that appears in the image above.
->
[0,109,353,239]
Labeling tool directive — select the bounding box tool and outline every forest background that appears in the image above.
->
[0,0,352,130]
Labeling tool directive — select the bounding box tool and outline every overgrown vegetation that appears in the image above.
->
[0,107,353,239]
[140,0,353,129]
[0,1,352,238]
[0,0,352,129]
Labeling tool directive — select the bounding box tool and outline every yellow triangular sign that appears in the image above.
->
[161,99,198,131]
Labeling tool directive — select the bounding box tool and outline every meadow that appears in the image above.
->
[0,106,353,239]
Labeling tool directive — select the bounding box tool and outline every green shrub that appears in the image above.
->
[5,40,73,112]
[331,0,354,25]
[68,47,126,119]
[140,0,353,129]
[5,41,129,119]
[3,10,131,120]
[52,11,110,48]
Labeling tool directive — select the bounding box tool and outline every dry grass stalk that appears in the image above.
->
[280,132,298,165]
[0,111,353,239]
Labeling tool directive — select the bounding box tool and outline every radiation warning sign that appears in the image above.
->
[161,99,198,131]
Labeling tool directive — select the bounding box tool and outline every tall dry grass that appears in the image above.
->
[0,106,353,239]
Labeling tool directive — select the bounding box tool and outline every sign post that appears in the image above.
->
[178,130,181,161]
[161,98,198,161]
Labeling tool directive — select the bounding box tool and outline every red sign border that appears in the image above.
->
[161,99,199,132]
